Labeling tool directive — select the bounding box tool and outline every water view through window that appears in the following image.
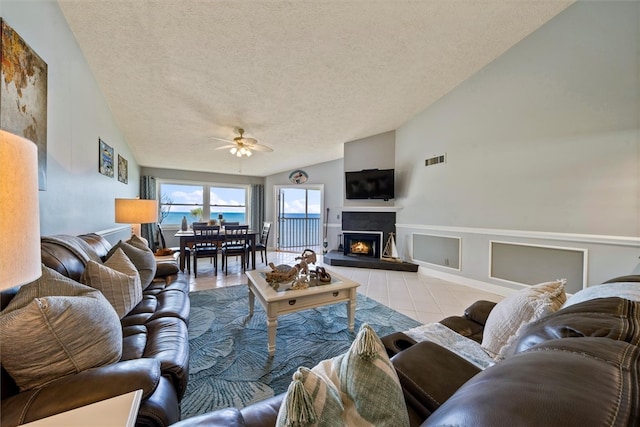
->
[159,183,247,225]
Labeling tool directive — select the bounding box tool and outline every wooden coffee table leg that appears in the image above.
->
[267,315,277,356]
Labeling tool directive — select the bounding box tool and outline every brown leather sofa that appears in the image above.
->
[0,233,190,427]
[172,275,639,427]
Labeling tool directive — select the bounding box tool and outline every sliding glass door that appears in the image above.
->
[275,186,323,252]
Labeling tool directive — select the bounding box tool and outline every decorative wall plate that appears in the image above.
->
[289,169,308,184]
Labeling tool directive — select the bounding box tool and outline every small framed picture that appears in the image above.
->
[98,138,114,178]
[118,154,128,184]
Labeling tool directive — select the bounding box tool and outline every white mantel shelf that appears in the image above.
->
[340,206,402,212]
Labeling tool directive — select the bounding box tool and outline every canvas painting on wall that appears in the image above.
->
[99,138,114,178]
[0,19,48,190]
[118,154,128,184]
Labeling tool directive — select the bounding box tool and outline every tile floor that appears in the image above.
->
[183,250,504,324]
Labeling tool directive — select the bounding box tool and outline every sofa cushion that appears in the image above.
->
[276,323,409,427]
[81,248,143,318]
[481,279,566,360]
[0,266,122,391]
[107,240,156,289]
[424,337,640,427]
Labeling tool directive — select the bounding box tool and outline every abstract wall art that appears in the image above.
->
[99,138,114,178]
[0,19,48,190]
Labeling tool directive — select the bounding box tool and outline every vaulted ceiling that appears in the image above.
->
[57,0,573,177]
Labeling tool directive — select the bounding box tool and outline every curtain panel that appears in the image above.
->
[250,184,265,233]
[140,175,158,251]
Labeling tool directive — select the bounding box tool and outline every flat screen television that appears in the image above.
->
[345,168,395,201]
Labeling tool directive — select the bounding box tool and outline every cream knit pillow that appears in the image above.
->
[481,279,567,360]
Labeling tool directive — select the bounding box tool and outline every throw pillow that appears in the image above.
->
[81,248,143,318]
[276,324,409,427]
[127,234,151,252]
[0,266,122,391]
[481,279,566,360]
[106,240,156,289]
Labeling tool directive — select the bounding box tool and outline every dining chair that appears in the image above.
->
[248,222,271,266]
[192,224,221,277]
[221,224,249,275]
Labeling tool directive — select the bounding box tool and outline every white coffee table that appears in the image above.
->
[246,268,360,356]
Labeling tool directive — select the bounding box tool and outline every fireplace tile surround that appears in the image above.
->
[324,211,418,272]
[341,211,396,246]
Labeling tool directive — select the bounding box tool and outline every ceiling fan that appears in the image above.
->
[212,128,273,157]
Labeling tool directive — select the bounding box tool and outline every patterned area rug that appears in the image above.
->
[181,285,421,419]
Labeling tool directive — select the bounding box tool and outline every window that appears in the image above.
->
[159,182,247,226]
[210,187,246,224]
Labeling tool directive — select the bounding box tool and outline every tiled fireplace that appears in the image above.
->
[341,211,396,249]
[323,211,418,272]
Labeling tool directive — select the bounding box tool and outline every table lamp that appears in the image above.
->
[0,130,42,290]
[115,198,158,238]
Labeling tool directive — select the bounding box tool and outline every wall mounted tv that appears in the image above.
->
[345,168,395,201]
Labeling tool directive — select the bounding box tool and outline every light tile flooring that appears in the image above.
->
[184,250,504,324]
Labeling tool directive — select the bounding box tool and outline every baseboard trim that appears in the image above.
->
[418,265,516,297]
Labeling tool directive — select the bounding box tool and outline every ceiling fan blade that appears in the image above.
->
[210,136,233,143]
[249,144,273,152]
[215,144,237,150]
[238,137,258,144]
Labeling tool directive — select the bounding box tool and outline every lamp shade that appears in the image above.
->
[0,130,42,289]
[115,199,158,224]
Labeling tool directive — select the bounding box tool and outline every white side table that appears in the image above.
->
[20,389,143,427]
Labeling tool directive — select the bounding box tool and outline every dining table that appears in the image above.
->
[174,229,259,272]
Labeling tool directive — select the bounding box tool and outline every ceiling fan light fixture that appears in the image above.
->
[213,127,272,158]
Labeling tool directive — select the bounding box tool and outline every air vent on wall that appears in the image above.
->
[425,153,446,167]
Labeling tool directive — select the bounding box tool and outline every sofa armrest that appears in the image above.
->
[439,300,496,343]
[463,300,496,325]
[171,394,284,427]
[240,394,285,427]
[170,408,246,427]
[391,341,481,425]
[1,359,162,427]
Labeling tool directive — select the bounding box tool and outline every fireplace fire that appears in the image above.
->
[343,231,382,258]
[350,241,372,255]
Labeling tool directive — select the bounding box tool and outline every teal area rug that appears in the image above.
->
[181,285,421,419]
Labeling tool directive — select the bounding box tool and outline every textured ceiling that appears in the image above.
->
[57,0,573,177]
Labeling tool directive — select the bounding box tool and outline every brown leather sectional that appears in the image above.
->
[2,233,638,427]
[1,233,190,427]
[173,276,640,427]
